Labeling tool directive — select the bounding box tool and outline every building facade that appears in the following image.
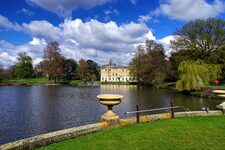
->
[100,64,135,82]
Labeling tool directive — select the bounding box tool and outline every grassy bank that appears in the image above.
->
[190,84,225,99]
[38,116,225,150]
[0,78,84,85]
[2,78,52,84]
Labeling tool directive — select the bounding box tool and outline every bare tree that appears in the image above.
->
[0,64,3,82]
[78,59,91,82]
[130,40,169,85]
[41,41,64,82]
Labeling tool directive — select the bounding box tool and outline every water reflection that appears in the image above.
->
[0,85,223,144]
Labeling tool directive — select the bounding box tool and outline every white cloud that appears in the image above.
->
[0,15,22,31]
[16,8,34,16]
[158,35,175,56]
[153,0,225,21]
[146,32,156,41]
[0,52,17,67]
[104,9,119,15]
[138,15,152,22]
[0,38,47,67]
[103,9,119,21]
[27,0,113,18]
[1,18,154,67]
[22,20,61,41]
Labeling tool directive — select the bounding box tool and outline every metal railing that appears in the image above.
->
[125,106,191,115]
[124,101,192,123]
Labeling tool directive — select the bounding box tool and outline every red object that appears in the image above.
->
[214,80,219,86]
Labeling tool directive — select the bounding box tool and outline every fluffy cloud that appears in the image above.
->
[153,0,225,21]
[0,15,22,31]
[59,19,152,64]
[0,38,46,67]
[1,18,154,67]
[0,52,17,67]
[158,35,175,56]
[23,20,61,41]
[27,0,113,18]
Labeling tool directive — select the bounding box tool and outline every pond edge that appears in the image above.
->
[0,110,223,150]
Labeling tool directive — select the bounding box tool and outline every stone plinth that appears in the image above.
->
[97,94,123,124]
[216,102,225,114]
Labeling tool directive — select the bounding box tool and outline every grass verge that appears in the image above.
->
[38,116,225,150]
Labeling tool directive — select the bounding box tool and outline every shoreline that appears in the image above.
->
[1,81,225,100]
[0,111,223,150]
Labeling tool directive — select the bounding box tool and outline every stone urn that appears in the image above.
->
[97,94,123,122]
[212,90,225,98]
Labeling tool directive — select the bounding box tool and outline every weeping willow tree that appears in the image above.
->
[176,61,221,91]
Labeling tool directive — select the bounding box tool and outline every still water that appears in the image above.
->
[0,85,223,144]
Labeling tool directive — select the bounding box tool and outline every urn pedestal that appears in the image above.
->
[97,94,123,123]
[212,90,225,114]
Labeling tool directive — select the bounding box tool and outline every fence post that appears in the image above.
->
[136,104,140,123]
[170,101,175,118]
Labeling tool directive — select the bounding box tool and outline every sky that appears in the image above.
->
[0,0,225,68]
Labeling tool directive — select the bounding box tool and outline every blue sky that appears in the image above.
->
[0,0,225,67]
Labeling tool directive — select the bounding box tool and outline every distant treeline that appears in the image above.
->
[0,42,100,83]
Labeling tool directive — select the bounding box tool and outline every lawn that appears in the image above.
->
[1,78,83,85]
[38,116,225,150]
[209,85,225,90]
[3,77,51,84]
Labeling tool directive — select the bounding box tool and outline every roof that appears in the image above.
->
[101,64,130,69]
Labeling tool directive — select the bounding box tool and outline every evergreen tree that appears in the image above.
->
[15,52,34,78]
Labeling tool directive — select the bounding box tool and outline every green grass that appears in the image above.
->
[2,78,82,85]
[38,116,225,150]
[3,77,51,84]
[209,85,225,90]
[68,80,82,85]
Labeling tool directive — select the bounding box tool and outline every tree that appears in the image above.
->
[130,40,169,85]
[34,63,44,77]
[15,52,34,78]
[41,41,64,82]
[87,60,100,81]
[171,18,225,76]
[5,65,16,79]
[63,58,78,80]
[130,45,145,82]
[176,61,221,91]
[78,59,91,82]
[0,64,3,82]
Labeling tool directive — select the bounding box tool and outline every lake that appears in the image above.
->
[0,85,223,144]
